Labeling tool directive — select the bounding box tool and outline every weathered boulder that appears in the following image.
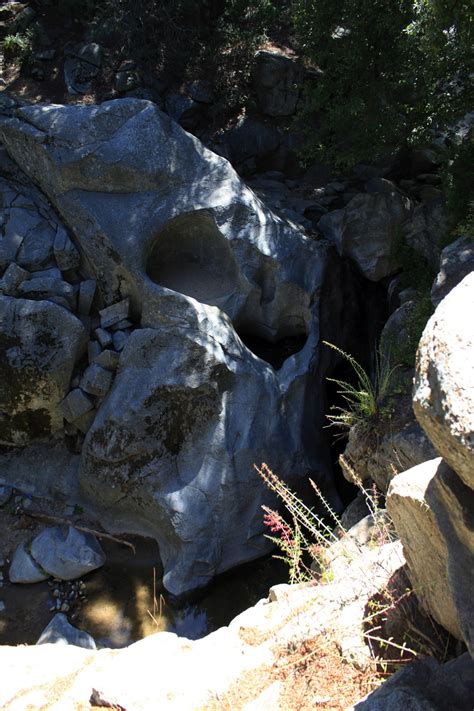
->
[402,198,447,268]
[413,273,474,489]
[387,458,462,640]
[164,93,203,131]
[0,176,59,271]
[0,296,87,445]
[64,42,102,95]
[252,50,303,117]
[341,401,437,493]
[318,192,412,281]
[431,235,474,308]
[388,457,474,655]
[81,317,324,595]
[37,613,96,649]
[0,99,340,595]
[352,653,474,710]
[9,542,48,583]
[30,526,105,580]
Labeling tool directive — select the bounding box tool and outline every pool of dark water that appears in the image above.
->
[0,534,287,648]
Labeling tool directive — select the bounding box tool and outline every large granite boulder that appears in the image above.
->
[318,192,413,281]
[431,235,474,308]
[252,50,303,117]
[388,457,474,655]
[387,458,462,641]
[0,296,87,445]
[0,99,340,595]
[402,198,447,268]
[30,526,105,580]
[413,273,474,489]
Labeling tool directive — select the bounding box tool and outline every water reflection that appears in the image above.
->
[77,536,286,648]
[1,535,286,648]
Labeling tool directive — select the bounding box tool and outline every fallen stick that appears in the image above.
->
[24,511,136,554]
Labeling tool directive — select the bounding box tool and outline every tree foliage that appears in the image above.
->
[293,0,474,168]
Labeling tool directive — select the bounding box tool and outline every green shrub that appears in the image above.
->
[292,0,474,168]
[2,31,33,61]
[323,342,398,431]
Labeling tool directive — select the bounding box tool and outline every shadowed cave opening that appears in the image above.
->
[147,210,309,369]
[146,210,238,305]
[237,329,308,370]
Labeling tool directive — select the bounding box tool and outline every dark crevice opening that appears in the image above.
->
[324,359,360,506]
[237,329,308,370]
[318,253,390,509]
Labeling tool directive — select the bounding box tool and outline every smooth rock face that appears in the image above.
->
[413,273,474,489]
[427,462,474,656]
[81,320,323,595]
[0,296,87,445]
[9,542,48,583]
[37,613,96,649]
[387,458,462,640]
[318,192,412,281]
[403,198,447,268]
[0,99,339,595]
[431,235,474,308]
[30,526,105,580]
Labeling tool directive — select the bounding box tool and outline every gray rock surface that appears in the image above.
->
[0,296,87,445]
[164,93,202,130]
[60,388,94,423]
[428,461,474,656]
[0,262,30,296]
[0,98,340,595]
[30,526,105,580]
[53,227,81,271]
[387,458,462,640]
[403,198,447,267]
[253,50,302,117]
[77,279,96,315]
[431,235,474,308]
[342,402,437,493]
[226,117,281,165]
[352,653,474,710]
[0,177,58,270]
[9,542,49,583]
[64,42,102,95]
[93,349,119,371]
[79,363,113,397]
[99,299,130,328]
[0,485,12,506]
[318,192,412,281]
[37,613,96,649]
[413,273,474,489]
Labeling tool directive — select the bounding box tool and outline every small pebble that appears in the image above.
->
[60,603,70,612]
